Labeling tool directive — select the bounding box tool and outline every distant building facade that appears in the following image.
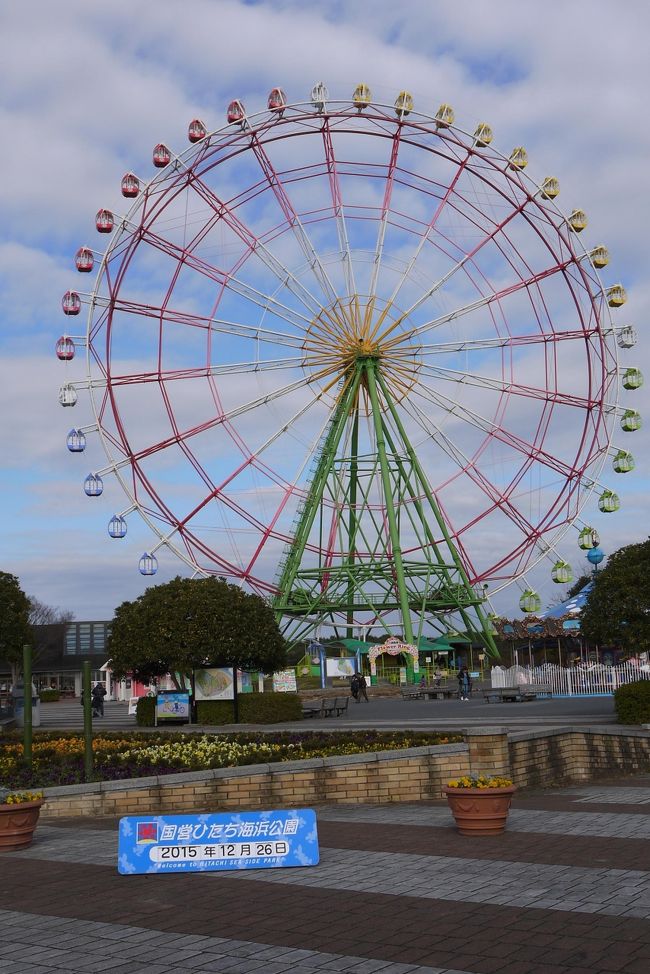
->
[0,621,110,697]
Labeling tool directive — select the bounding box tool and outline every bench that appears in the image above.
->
[423,684,457,700]
[301,700,323,718]
[333,696,349,716]
[520,683,552,700]
[401,687,424,700]
[301,696,350,718]
[483,684,553,703]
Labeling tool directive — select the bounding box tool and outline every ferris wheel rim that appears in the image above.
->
[76,95,621,597]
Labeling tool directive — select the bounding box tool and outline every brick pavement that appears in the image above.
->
[1,782,649,974]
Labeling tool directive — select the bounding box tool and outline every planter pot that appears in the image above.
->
[444,786,515,836]
[0,800,44,851]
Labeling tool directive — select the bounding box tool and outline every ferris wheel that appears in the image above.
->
[57,82,642,652]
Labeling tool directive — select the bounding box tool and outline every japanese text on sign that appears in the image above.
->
[118,808,319,875]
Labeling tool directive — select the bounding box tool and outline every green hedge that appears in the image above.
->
[136,693,302,727]
[38,689,60,702]
[136,696,155,726]
[614,680,650,725]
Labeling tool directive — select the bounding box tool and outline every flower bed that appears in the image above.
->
[0,730,460,790]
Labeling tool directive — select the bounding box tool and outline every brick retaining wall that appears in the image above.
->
[40,743,471,818]
[509,725,650,788]
[38,726,650,818]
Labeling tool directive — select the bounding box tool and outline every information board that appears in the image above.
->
[155,690,190,723]
[194,668,234,701]
[118,808,319,875]
[272,669,297,692]
[326,657,355,678]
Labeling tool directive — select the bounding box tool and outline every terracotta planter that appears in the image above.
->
[0,800,44,851]
[444,786,515,836]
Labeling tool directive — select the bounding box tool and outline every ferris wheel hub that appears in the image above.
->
[302,294,421,401]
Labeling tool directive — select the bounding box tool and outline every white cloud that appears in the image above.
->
[1,0,648,621]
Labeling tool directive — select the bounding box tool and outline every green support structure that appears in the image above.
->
[365,358,414,644]
[272,337,499,659]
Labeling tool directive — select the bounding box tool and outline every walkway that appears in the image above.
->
[37,694,618,733]
[2,778,649,973]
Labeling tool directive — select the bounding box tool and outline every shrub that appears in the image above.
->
[614,680,650,725]
[136,696,155,726]
[197,693,302,725]
[136,693,302,726]
[38,689,60,702]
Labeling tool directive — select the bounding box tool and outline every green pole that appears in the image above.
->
[82,660,93,781]
[346,407,360,638]
[375,368,499,658]
[365,359,415,644]
[274,368,362,615]
[23,644,32,768]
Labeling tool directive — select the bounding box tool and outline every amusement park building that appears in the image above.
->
[0,621,110,696]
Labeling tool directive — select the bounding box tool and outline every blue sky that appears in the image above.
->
[1,0,648,623]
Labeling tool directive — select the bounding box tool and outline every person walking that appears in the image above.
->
[457,666,472,701]
[357,672,369,702]
[350,673,360,703]
[91,682,106,717]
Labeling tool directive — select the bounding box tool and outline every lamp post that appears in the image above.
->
[586,547,605,663]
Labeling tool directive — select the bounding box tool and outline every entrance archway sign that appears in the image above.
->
[369,636,419,682]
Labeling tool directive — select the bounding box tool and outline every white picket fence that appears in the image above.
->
[491,661,650,696]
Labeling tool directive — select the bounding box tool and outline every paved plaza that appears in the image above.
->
[38,694,618,733]
[2,779,650,974]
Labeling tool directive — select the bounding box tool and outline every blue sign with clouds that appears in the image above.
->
[118,808,319,875]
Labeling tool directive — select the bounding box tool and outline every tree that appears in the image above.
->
[0,572,32,685]
[107,576,288,686]
[580,539,650,655]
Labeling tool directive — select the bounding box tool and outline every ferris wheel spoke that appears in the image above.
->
[384,259,575,344]
[367,125,402,303]
[244,406,337,576]
[109,298,307,350]
[384,149,473,314]
[184,168,325,317]
[321,118,357,298]
[416,330,594,356]
[107,355,307,388]
[131,369,335,464]
[411,379,577,482]
[134,226,313,332]
[401,398,537,539]
[395,179,558,324]
[248,134,339,305]
[418,363,592,409]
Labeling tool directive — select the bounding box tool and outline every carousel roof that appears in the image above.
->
[540,581,593,619]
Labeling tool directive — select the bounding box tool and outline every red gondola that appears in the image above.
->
[153,144,171,168]
[75,247,94,273]
[267,88,287,113]
[188,119,207,143]
[62,291,81,316]
[95,209,114,233]
[121,172,139,198]
[227,99,245,124]
[56,336,75,361]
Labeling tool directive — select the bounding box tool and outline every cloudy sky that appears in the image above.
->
[1,0,648,624]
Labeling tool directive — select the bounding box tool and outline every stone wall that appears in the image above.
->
[38,726,650,818]
[40,743,472,818]
[509,726,650,788]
